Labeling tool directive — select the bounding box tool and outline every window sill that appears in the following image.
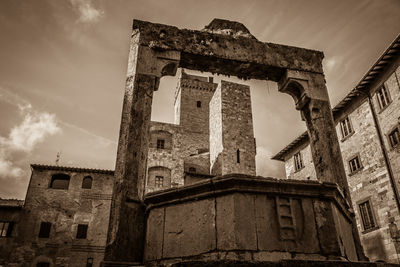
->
[341,131,355,142]
[362,226,379,234]
[349,166,364,176]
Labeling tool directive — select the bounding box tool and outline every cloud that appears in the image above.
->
[256,146,285,178]
[1,111,61,153]
[0,151,23,178]
[70,0,104,23]
[0,92,61,180]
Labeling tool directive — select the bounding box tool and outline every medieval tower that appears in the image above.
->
[146,70,256,192]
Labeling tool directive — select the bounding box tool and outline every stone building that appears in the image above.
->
[272,34,400,263]
[0,165,114,266]
[146,69,256,192]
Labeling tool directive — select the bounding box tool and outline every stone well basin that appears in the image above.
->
[144,175,358,265]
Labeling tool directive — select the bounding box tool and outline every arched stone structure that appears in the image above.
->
[104,19,366,265]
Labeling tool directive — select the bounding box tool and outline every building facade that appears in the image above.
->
[272,35,400,263]
[0,165,114,267]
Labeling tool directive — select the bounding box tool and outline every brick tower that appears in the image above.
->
[210,80,256,176]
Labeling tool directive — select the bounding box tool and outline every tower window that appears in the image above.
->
[388,127,400,148]
[359,200,377,231]
[349,155,362,174]
[38,222,51,238]
[157,139,165,149]
[50,173,70,189]
[155,176,164,188]
[236,149,240,163]
[197,101,201,108]
[340,116,353,139]
[294,152,303,171]
[0,221,14,237]
[376,85,391,110]
[76,224,88,239]
[82,176,93,189]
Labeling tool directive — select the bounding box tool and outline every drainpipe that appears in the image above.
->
[367,94,400,214]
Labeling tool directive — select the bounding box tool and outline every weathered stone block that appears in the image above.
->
[162,199,216,258]
[216,193,257,250]
[145,207,165,260]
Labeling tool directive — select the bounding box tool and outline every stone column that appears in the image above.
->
[278,69,367,260]
[103,31,180,265]
[278,70,348,193]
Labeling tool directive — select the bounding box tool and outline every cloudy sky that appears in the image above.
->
[0,0,399,199]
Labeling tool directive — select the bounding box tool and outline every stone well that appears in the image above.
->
[144,175,358,265]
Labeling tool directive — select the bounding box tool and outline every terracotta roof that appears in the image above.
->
[31,164,114,175]
[272,34,400,161]
[0,198,24,208]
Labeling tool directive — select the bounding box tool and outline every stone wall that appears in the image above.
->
[144,176,358,265]
[374,66,400,200]
[2,166,114,267]
[0,202,22,266]
[210,81,256,176]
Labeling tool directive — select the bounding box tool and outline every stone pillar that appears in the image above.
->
[103,31,180,265]
[278,70,348,193]
[278,69,367,260]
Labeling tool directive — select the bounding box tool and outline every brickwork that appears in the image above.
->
[1,166,114,266]
[210,81,256,176]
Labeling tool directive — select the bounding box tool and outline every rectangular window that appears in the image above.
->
[389,127,400,148]
[349,155,362,173]
[76,224,88,239]
[340,116,353,138]
[376,85,390,110]
[156,139,165,149]
[294,152,303,171]
[359,200,376,231]
[0,221,14,237]
[155,176,164,188]
[38,222,51,238]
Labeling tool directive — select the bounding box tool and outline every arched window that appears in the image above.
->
[50,174,70,189]
[82,176,93,189]
[236,149,240,163]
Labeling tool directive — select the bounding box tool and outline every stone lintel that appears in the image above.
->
[132,19,324,81]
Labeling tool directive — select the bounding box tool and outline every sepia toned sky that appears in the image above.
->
[0,0,399,199]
